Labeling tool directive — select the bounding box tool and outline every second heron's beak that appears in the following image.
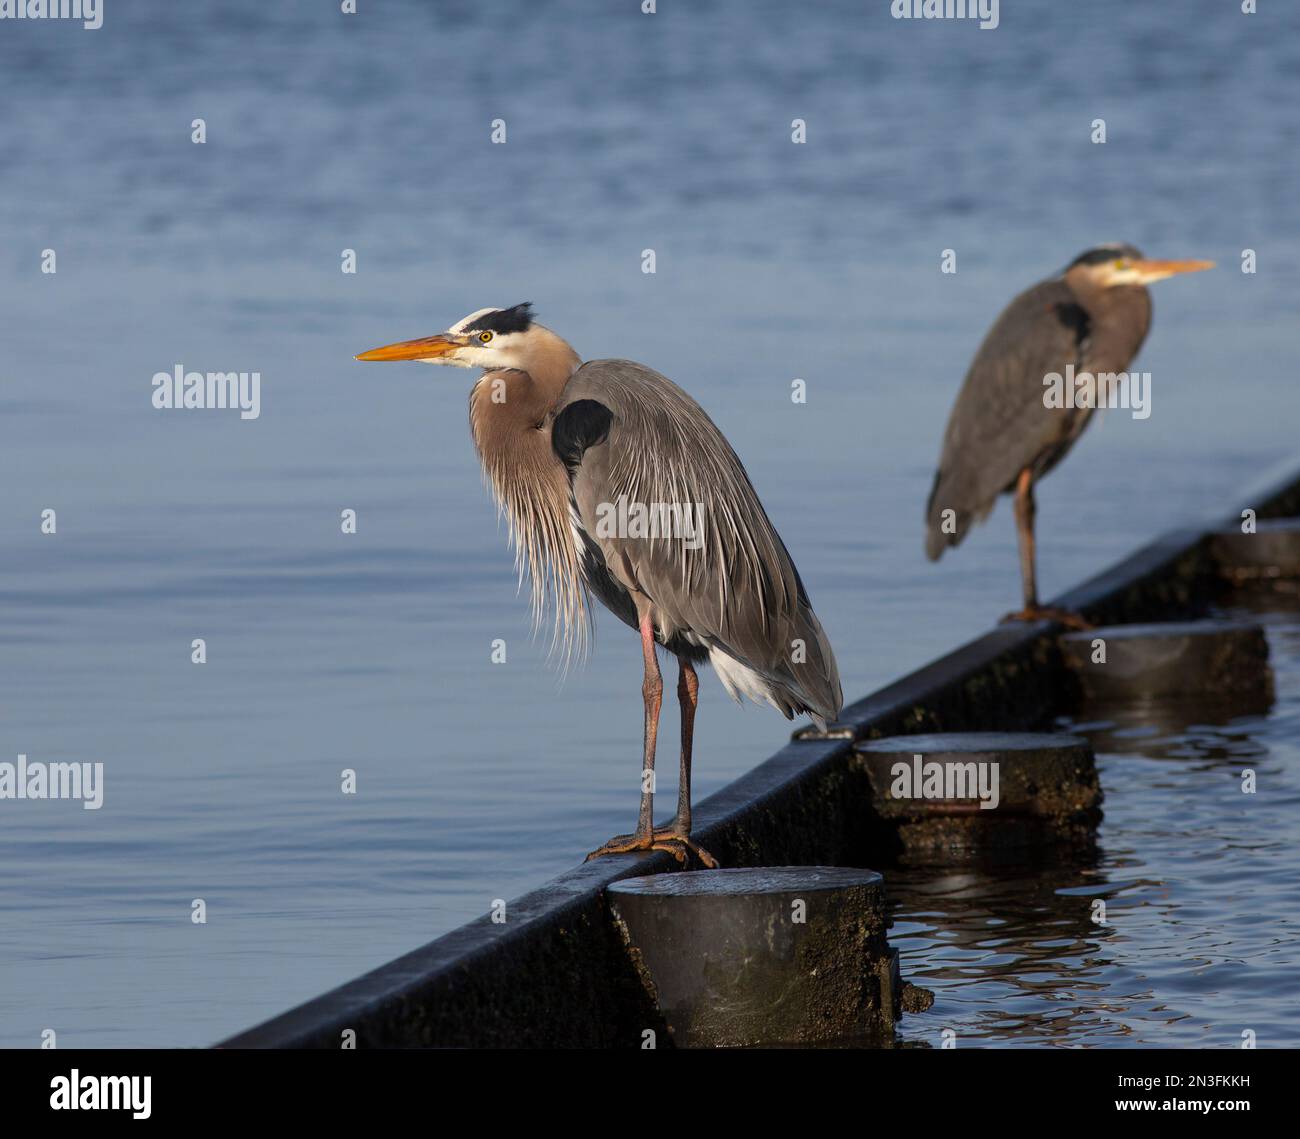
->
[1129,258,1216,284]
[355,333,471,362]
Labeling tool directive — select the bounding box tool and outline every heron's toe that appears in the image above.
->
[584,830,719,869]
[1000,606,1093,631]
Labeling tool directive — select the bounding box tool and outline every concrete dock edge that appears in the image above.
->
[219,460,1300,1048]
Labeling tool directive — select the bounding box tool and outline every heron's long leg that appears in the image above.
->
[672,656,698,834]
[1000,468,1092,630]
[585,611,675,864]
[634,609,662,838]
[1014,467,1037,610]
[584,619,718,867]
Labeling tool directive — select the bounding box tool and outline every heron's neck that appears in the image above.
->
[1064,271,1152,371]
[470,331,578,426]
[467,329,588,658]
[501,327,581,409]
[468,331,580,514]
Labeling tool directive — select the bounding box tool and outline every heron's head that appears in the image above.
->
[356,302,568,372]
[1066,244,1215,288]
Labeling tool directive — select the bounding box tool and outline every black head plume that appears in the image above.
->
[464,303,534,335]
[1068,244,1144,268]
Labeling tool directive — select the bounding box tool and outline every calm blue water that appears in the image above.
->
[1,0,1297,1047]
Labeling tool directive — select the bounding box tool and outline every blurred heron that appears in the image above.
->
[357,304,842,867]
[925,244,1214,625]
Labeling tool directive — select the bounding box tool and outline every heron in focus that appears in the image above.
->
[925,244,1214,625]
[357,304,842,868]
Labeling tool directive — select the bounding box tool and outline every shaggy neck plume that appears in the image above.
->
[468,327,587,658]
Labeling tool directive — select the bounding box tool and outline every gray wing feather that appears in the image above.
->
[555,359,842,724]
[925,278,1091,559]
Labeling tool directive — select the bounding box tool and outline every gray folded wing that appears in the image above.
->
[552,358,842,724]
[925,278,1093,559]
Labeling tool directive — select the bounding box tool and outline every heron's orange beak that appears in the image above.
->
[355,334,468,362]
[1129,258,1215,283]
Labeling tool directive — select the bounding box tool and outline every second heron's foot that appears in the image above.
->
[584,827,719,869]
[1000,605,1093,631]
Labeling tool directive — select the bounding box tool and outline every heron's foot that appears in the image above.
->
[1000,605,1093,631]
[585,827,719,869]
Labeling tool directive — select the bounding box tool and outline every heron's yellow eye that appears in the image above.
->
[1114,260,1128,270]
[479,331,494,343]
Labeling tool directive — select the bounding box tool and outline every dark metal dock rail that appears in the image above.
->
[221,460,1300,1048]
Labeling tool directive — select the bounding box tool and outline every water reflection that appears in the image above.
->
[889,593,1300,1047]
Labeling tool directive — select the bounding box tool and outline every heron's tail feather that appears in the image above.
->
[707,603,842,730]
[924,466,992,560]
[790,606,843,725]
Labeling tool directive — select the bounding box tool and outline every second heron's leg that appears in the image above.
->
[1001,468,1091,630]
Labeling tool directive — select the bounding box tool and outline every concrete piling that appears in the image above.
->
[1058,620,1272,706]
[854,732,1102,858]
[606,866,913,1047]
[1212,517,1300,583]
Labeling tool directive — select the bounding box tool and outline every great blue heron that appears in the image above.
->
[925,244,1214,624]
[357,304,842,867]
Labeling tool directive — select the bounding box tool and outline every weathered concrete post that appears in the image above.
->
[855,732,1102,857]
[1212,517,1300,583]
[1058,620,1272,705]
[606,866,919,1047]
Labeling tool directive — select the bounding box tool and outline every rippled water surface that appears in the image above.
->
[1,0,1298,1046]
[892,593,1300,1047]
